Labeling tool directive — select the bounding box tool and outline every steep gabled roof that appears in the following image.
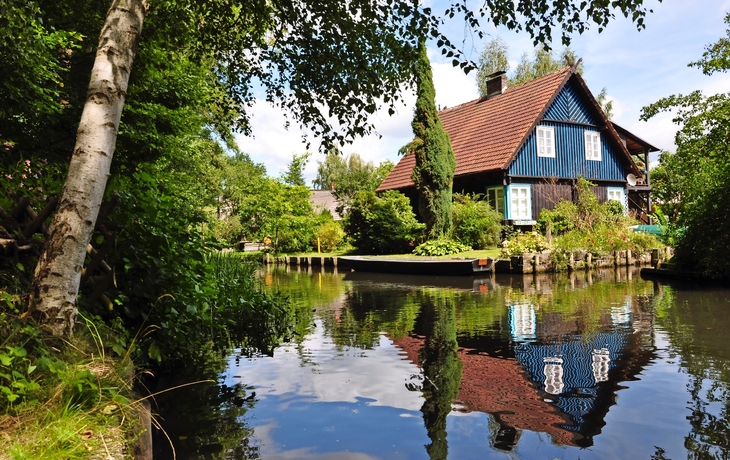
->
[377,67,573,191]
[377,65,642,191]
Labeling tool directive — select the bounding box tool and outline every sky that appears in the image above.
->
[235,0,730,185]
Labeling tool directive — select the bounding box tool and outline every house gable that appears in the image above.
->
[508,79,628,182]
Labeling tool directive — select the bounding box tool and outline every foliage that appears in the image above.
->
[214,153,323,252]
[537,199,578,235]
[652,206,684,247]
[404,39,456,239]
[451,193,502,249]
[0,311,140,458]
[312,149,394,212]
[282,152,311,187]
[538,178,627,236]
[596,87,614,119]
[511,46,581,86]
[313,221,345,252]
[551,224,660,255]
[475,40,612,116]
[413,238,471,256]
[344,190,425,254]
[647,152,684,221]
[534,177,660,256]
[0,157,65,209]
[95,169,293,369]
[476,37,510,96]
[500,231,549,257]
[641,13,730,278]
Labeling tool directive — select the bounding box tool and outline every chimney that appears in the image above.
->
[486,71,508,99]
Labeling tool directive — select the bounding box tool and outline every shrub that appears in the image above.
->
[313,221,344,252]
[451,193,502,249]
[501,231,549,257]
[552,224,661,256]
[344,190,425,254]
[537,200,577,236]
[413,238,471,256]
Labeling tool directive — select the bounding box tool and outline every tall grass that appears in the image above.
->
[206,252,293,355]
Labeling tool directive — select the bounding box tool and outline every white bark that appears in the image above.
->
[30,0,148,335]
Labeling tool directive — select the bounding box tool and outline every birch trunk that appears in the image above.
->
[29,0,148,335]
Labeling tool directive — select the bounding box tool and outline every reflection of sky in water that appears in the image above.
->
[217,317,698,460]
[183,272,730,460]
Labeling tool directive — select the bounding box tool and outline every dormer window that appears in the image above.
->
[537,126,555,158]
[585,131,601,161]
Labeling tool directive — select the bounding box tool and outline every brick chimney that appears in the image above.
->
[486,71,508,99]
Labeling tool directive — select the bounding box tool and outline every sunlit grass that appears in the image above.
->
[0,317,141,460]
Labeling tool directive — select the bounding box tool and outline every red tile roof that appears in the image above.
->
[377,67,573,191]
[391,334,579,446]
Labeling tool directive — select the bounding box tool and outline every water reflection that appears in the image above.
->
[152,266,730,459]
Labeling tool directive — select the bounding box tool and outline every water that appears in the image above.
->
[152,266,730,459]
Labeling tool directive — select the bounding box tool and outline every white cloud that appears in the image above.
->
[235,1,729,183]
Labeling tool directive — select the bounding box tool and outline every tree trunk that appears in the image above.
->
[29,0,148,336]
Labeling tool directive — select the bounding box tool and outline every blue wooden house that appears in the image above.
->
[377,64,658,225]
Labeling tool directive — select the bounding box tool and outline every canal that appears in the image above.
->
[152,266,730,459]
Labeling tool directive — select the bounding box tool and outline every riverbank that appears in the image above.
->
[257,247,673,275]
[0,319,150,459]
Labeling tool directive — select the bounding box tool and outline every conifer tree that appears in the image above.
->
[406,39,456,239]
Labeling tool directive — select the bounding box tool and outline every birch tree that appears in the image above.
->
[29,0,148,335]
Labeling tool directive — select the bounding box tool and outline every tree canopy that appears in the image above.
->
[475,38,613,117]
[312,149,394,210]
[641,13,730,278]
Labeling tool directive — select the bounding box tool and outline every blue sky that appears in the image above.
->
[235,0,730,184]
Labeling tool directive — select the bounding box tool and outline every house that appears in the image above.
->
[377,64,659,225]
[310,189,344,220]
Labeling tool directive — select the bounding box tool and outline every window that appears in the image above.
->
[536,126,555,158]
[585,131,601,161]
[606,187,626,213]
[487,187,504,215]
[509,185,531,220]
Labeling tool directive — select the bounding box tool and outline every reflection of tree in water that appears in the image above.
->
[652,284,730,459]
[417,297,463,460]
[152,375,260,459]
[324,289,422,349]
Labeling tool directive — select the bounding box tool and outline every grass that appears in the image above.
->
[0,317,142,460]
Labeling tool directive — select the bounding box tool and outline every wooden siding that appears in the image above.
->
[531,182,573,218]
[508,122,625,181]
[542,83,598,124]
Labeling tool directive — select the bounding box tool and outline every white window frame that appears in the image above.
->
[508,184,532,220]
[606,187,627,214]
[486,186,505,216]
[536,126,556,158]
[585,130,601,161]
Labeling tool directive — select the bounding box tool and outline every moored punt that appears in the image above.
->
[337,256,493,276]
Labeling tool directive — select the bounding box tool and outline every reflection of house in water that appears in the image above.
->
[391,283,655,450]
[393,334,581,448]
[509,297,655,447]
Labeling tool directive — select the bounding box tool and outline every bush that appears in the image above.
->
[313,221,344,252]
[344,190,425,254]
[413,238,471,256]
[501,231,549,257]
[552,224,661,256]
[451,193,502,249]
[537,200,577,236]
